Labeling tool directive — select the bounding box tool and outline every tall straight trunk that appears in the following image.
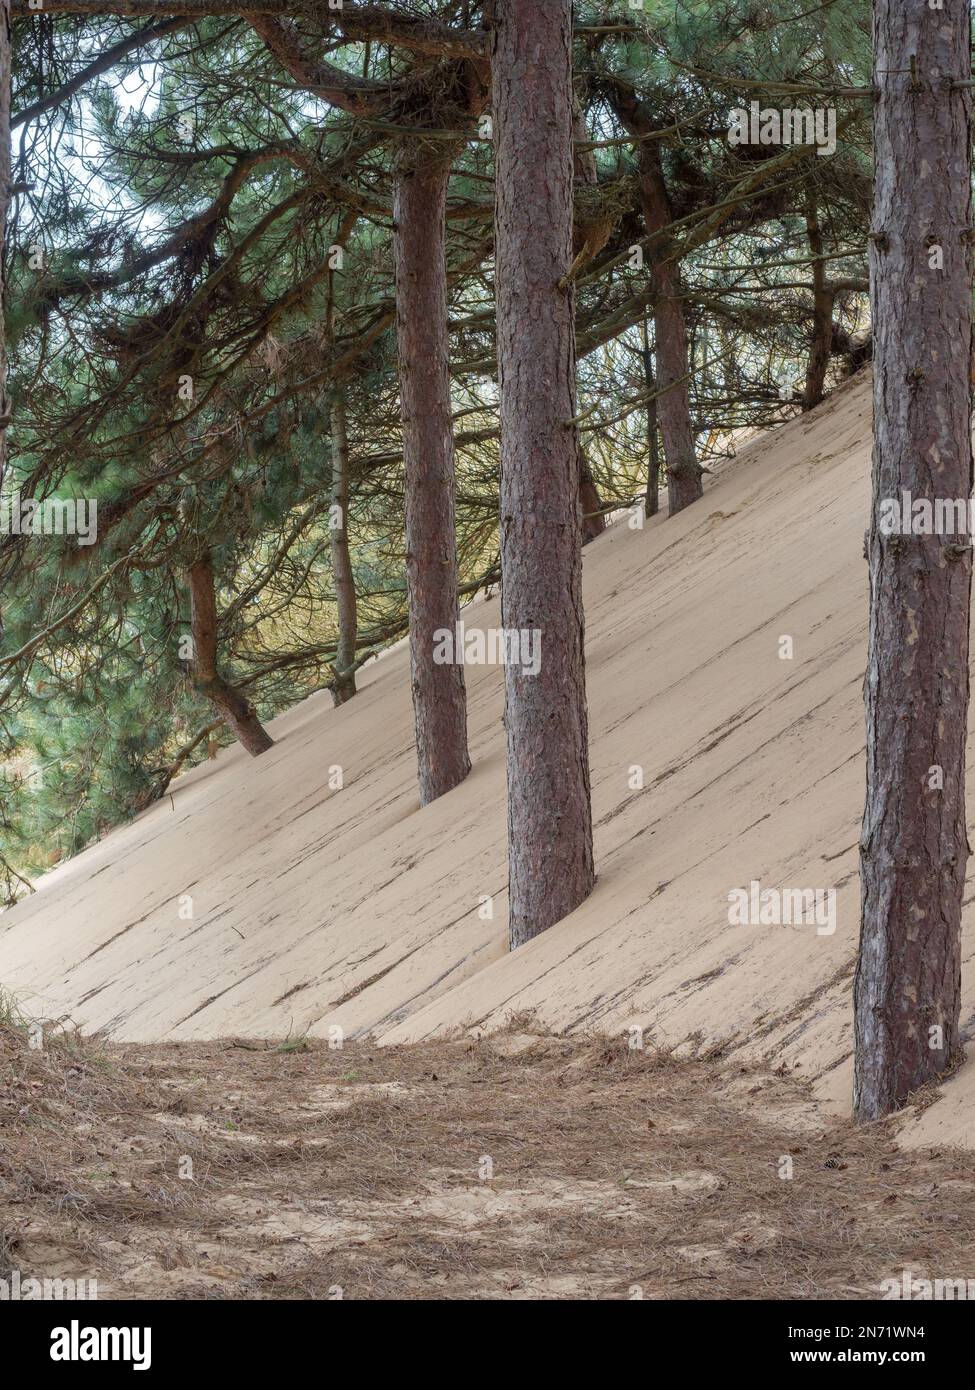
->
[639,145,702,514]
[572,104,604,545]
[803,193,834,410]
[329,389,358,705]
[642,316,660,517]
[188,554,274,756]
[854,0,973,1122]
[393,149,471,805]
[0,0,11,497]
[493,0,595,949]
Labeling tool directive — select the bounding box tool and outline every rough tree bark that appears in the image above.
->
[393,148,471,804]
[328,389,358,705]
[493,0,595,948]
[854,0,972,1122]
[188,554,274,756]
[803,192,834,410]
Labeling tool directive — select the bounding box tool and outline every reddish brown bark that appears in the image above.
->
[328,390,358,705]
[393,150,471,805]
[188,555,274,756]
[854,0,972,1122]
[493,0,595,949]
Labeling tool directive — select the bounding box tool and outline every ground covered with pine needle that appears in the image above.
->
[2,1014,974,1301]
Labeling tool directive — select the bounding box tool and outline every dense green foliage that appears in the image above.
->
[0,1,873,896]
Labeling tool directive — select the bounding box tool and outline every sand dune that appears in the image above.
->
[1,372,971,1147]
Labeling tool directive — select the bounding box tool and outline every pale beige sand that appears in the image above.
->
[0,372,971,1146]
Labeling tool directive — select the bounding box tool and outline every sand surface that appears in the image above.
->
[9,1027,973,1300]
[1,372,971,1147]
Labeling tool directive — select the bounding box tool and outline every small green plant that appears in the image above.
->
[0,987,28,1030]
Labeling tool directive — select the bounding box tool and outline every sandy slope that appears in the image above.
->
[1,372,972,1146]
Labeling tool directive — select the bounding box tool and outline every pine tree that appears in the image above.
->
[493,0,595,946]
[393,145,472,804]
[855,0,972,1121]
[0,2,878,896]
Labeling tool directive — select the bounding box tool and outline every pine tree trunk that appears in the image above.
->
[188,555,274,757]
[329,390,358,705]
[493,0,595,949]
[642,317,660,517]
[803,193,834,411]
[854,0,973,1122]
[639,145,703,514]
[393,150,471,805]
[0,0,11,497]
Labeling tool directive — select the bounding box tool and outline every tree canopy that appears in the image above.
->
[0,0,874,897]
